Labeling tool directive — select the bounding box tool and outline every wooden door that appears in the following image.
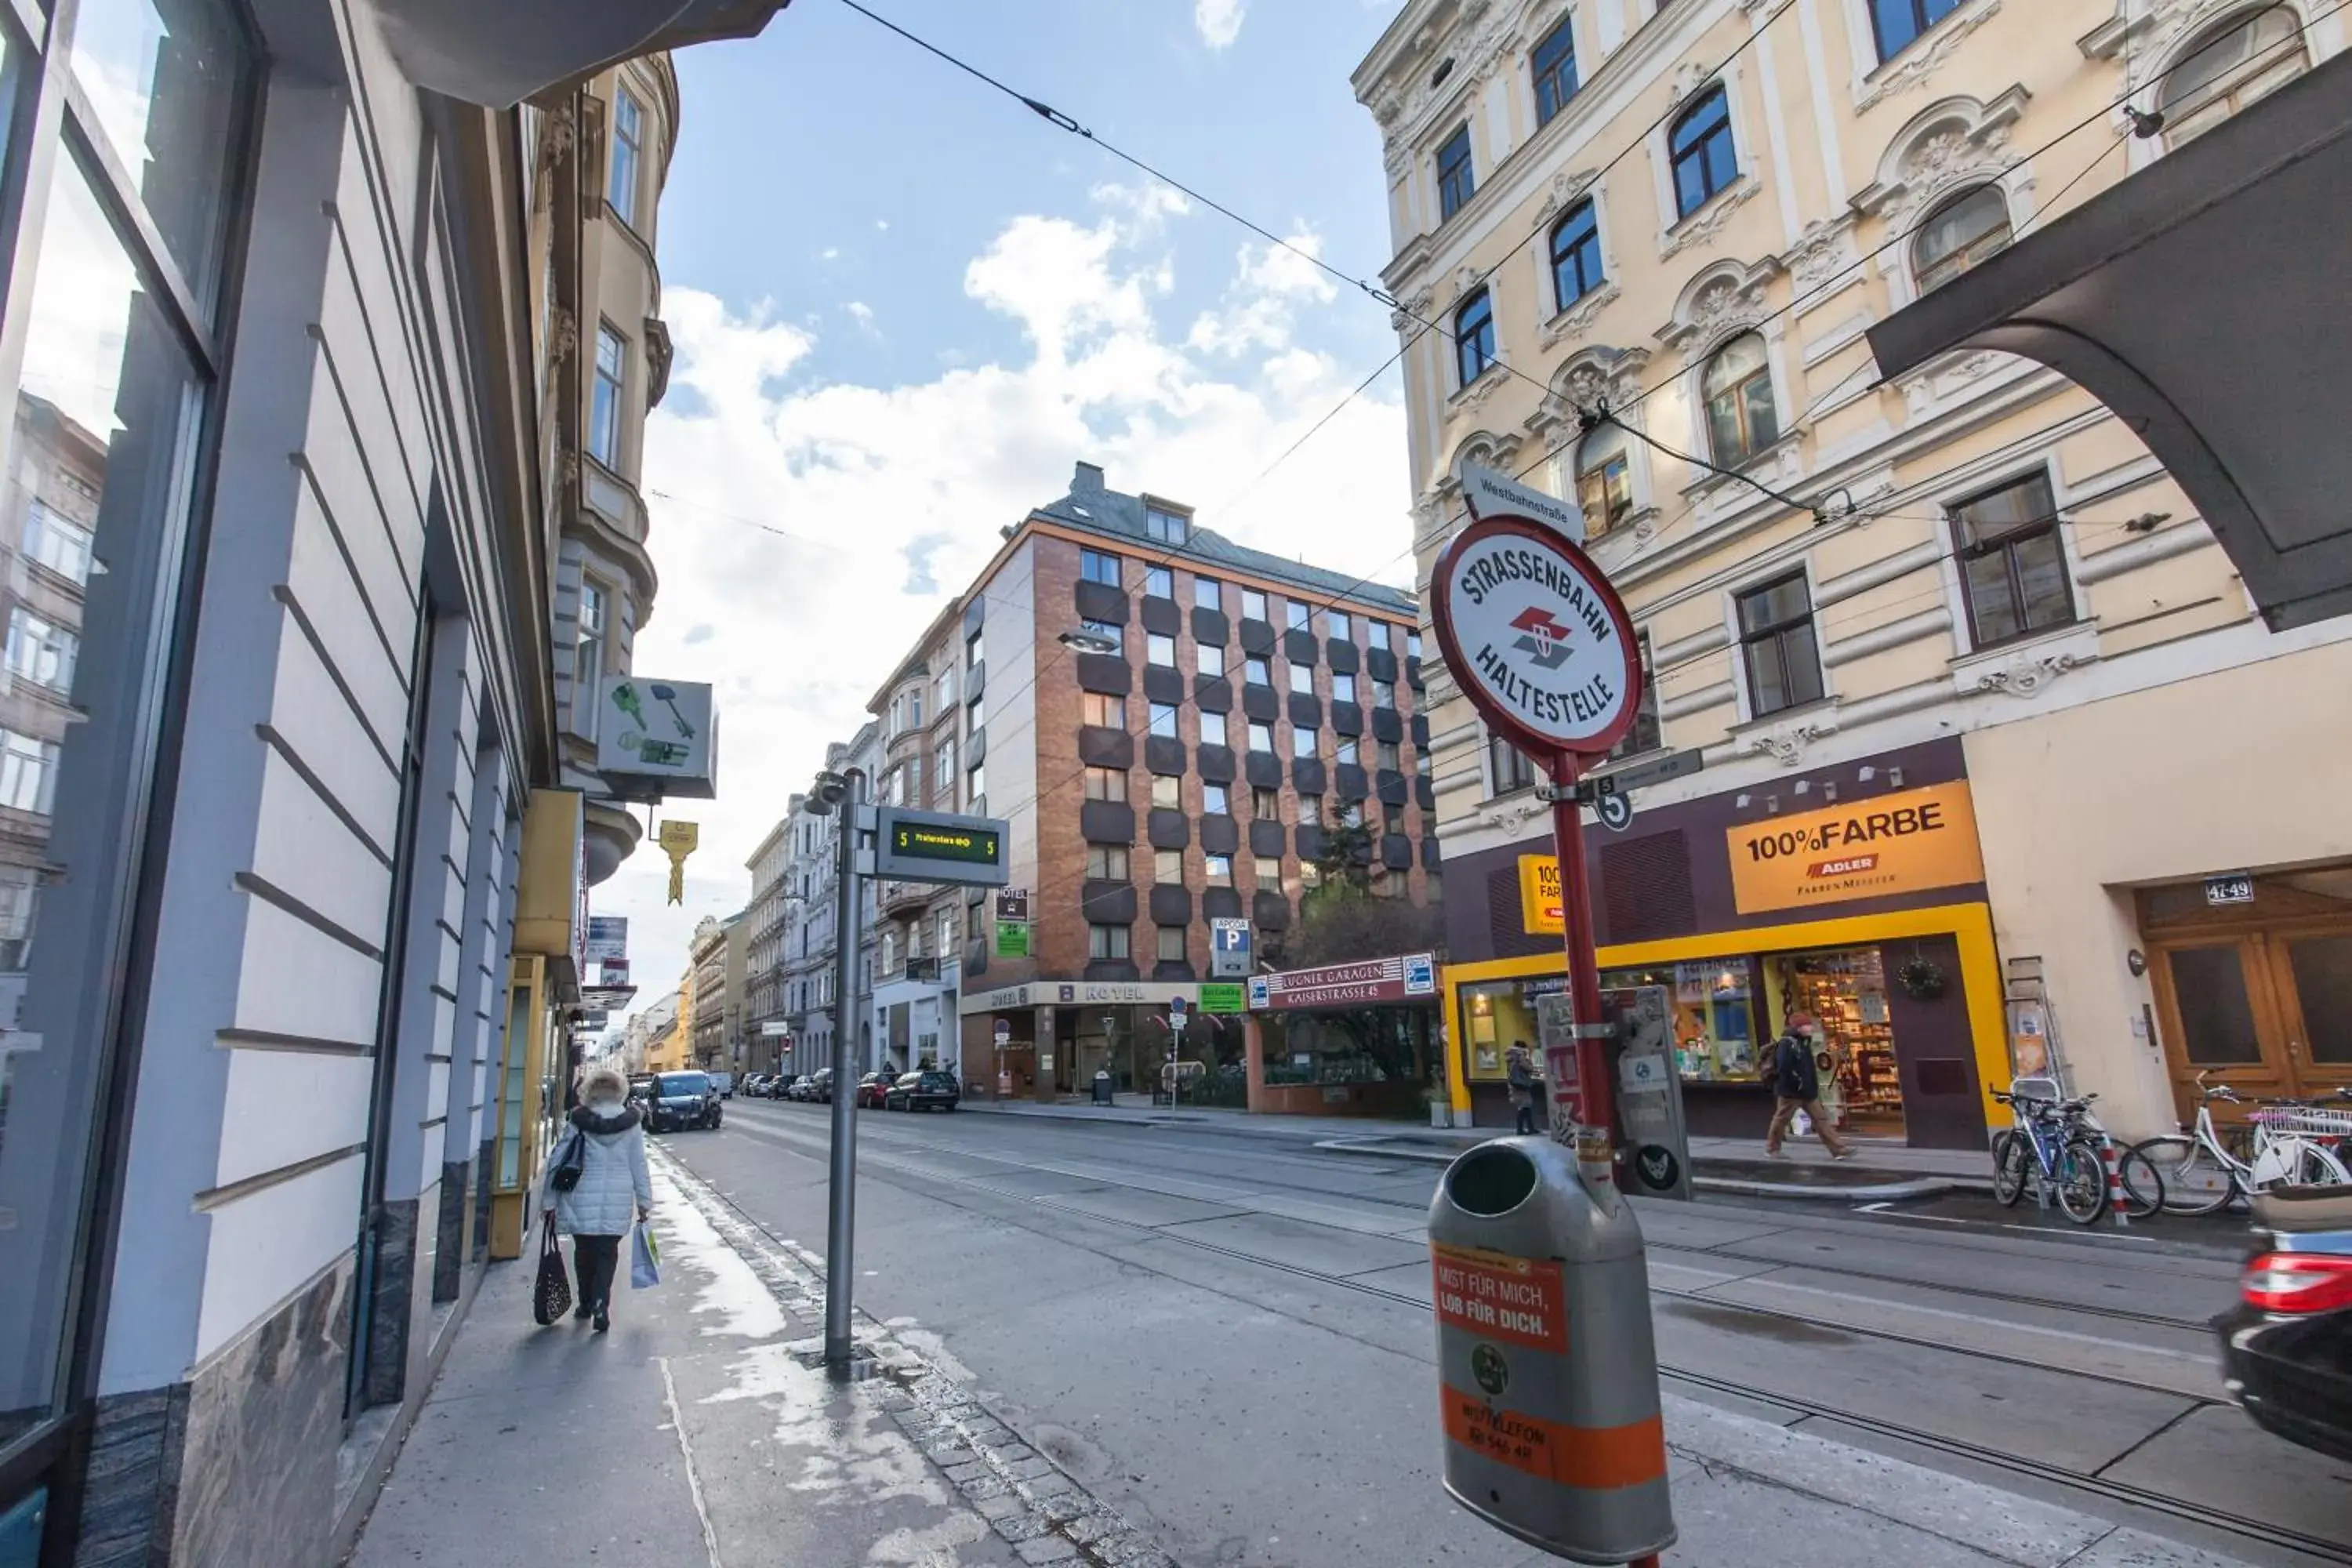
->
[2149,935,2295,1108]
[2263,924,2352,1101]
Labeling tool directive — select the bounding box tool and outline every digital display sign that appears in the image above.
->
[870,806,1011,887]
[893,822,1000,866]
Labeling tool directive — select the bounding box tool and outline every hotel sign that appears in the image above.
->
[1726,781,1985,915]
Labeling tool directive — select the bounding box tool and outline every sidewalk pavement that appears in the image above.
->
[347,1145,2246,1568]
[958,1098,1993,1197]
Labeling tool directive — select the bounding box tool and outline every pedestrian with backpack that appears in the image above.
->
[1505,1040,1539,1137]
[1762,1013,1854,1160]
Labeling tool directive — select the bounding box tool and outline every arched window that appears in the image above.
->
[2160,5,2307,147]
[1573,419,1633,539]
[1549,201,1604,312]
[1455,289,1496,388]
[1702,333,1778,467]
[1912,185,2012,292]
[1668,86,1737,218]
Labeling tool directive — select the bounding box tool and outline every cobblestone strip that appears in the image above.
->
[655,1150,1179,1568]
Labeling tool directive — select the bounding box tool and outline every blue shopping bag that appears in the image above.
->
[630,1223,661,1290]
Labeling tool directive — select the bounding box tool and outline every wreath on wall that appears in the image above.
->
[1896,956,1949,1001]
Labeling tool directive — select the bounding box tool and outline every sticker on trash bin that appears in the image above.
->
[1431,1241,1567,1353]
[1470,1343,1510,1396]
[1439,1390,1668,1490]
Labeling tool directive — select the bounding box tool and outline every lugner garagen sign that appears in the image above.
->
[1430,516,1642,758]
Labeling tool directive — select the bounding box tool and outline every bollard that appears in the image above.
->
[2101,1141,2132,1229]
[1429,1136,1675,1566]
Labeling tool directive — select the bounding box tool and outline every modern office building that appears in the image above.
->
[1352,0,2350,1144]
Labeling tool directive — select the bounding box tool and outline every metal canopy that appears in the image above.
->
[1867,50,2352,631]
[377,0,789,107]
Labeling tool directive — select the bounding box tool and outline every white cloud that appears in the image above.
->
[820,246,840,260]
[601,185,1409,1010]
[1195,0,1246,49]
[875,219,891,231]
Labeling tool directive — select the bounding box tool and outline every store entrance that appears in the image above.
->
[1768,949,1904,1138]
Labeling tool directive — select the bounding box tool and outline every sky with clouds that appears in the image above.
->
[600,0,1419,1028]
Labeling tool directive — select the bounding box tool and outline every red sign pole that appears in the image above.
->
[1547,750,1617,1159]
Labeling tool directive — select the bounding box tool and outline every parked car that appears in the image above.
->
[886,1070,960,1112]
[809,1067,835,1104]
[768,1073,794,1099]
[855,1071,894,1109]
[627,1073,660,1107]
[709,1071,735,1100]
[742,1073,769,1098]
[785,1074,815,1102]
[644,1070,722,1133]
[2218,1183,2352,1461]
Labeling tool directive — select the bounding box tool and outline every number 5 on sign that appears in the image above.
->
[658,819,699,905]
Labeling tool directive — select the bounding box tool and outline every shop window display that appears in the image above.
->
[1461,978,1548,1084]
[1600,959,1766,1083]
[1768,948,1903,1134]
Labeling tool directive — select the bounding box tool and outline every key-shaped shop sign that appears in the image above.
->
[657,819,699,905]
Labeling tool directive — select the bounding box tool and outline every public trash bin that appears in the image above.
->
[1091,1069,1113,1106]
[1428,1135,1675,1566]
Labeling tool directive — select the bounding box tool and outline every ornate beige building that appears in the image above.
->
[1355,0,2351,1145]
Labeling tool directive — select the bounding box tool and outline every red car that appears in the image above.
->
[855,1070,894,1109]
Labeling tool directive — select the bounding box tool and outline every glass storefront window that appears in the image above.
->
[0,148,209,1454]
[1460,978,1549,1082]
[1259,1010,1430,1090]
[1600,959,1765,1083]
[1767,947,1902,1129]
[67,0,252,311]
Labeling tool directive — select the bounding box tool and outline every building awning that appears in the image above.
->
[1867,49,2352,631]
[377,0,789,107]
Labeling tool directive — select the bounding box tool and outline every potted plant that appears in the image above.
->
[1423,1081,1453,1128]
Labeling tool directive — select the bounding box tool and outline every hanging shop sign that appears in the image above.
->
[597,677,718,799]
[657,819,699,906]
[1429,516,1642,759]
[1197,983,1247,1014]
[993,919,1031,958]
[1247,953,1439,1011]
[583,916,629,964]
[1726,781,1986,916]
[1517,855,1566,935]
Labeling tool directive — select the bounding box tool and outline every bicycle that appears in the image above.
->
[2127,1073,2352,1218]
[1991,1089,2111,1225]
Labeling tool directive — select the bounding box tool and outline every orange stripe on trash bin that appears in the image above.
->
[1441,1385,1668,1490]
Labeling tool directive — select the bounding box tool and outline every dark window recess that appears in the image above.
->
[1950,470,2075,648]
[1145,736,1189,777]
[1737,572,1823,717]
[1326,639,1359,673]
[1437,122,1475,219]
[1295,824,1329,862]
[1239,618,1277,656]
[1078,728,1134,768]
[1381,835,1415,871]
[1365,646,1399,683]
[1335,763,1370,800]
[1532,17,1578,124]
[1086,960,1142,983]
[1203,887,1245,923]
[1416,776,1437,811]
[1376,771,1409,804]
[1149,809,1191,850]
[1154,959,1198,982]
[1421,836,1443,869]
[1253,891,1293,932]
[1249,819,1287,858]
[1194,677,1233,713]
[1243,751,1283,790]
[1191,607,1230,646]
[1074,580,1129,625]
[1370,708,1404,746]
[1196,744,1236,783]
[967,727,988,767]
[1080,800,1136,843]
[965,945,987,978]
[1292,758,1327,796]
[1407,659,1425,694]
[1082,883,1138,924]
[1241,684,1280,723]
[1287,693,1323,730]
[1454,288,1496,387]
[1550,199,1606,314]
[1200,815,1240,855]
[1411,713,1430,746]
[1329,700,1363,736]
[964,661,985,702]
[1141,664,1185,706]
[963,596,986,635]
[1149,884,1193,926]
[1599,832,1694,944]
[1870,0,1962,62]
[1282,628,1319,666]
[1139,597,1183,637]
[1076,654,1131,696]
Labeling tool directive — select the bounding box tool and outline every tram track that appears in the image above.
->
[702,1108,2345,1567]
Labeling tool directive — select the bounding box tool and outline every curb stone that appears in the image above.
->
[655,1149,1180,1568]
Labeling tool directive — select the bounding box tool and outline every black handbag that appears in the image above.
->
[550,1127,586,1193]
[532,1222,572,1326]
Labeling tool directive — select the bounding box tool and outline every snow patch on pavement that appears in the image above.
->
[651,1166,791,1339]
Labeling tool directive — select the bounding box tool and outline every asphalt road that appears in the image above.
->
[665,1098,2350,1568]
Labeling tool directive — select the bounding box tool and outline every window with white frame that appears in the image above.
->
[5,607,77,694]
[1198,643,1225,678]
[1146,506,1189,544]
[590,325,626,466]
[1436,122,1475,220]
[1574,419,1634,539]
[1145,564,1174,599]
[1701,333,1778,466]
[0,729,58,815]
[24,500,93,586]
[1549,200,1604,312]
[2159,5,2308,147]
[1489,731,1537,796]
[1088,924,1130,960]
[1194,576,1221,612]
[1531,18,1579,125]
[1736,572,1824,717]
[574,579,606,738]
[1867,0,1963,63]
[1454,288,1497,387]
[1156,925,1187,962]
[1668,86,1737,218]
[1089,844,1131,880]
[609,86,644,227]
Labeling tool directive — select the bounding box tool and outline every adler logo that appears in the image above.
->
[1508,608,1574,670]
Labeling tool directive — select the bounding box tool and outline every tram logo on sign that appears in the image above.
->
[1508,608,1575,670]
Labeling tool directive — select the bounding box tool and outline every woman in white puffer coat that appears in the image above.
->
[543,1063,652,1332]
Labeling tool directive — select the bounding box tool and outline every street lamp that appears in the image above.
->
[1058,628,1119,655]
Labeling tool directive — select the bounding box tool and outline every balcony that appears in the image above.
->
[880,880,932,917]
